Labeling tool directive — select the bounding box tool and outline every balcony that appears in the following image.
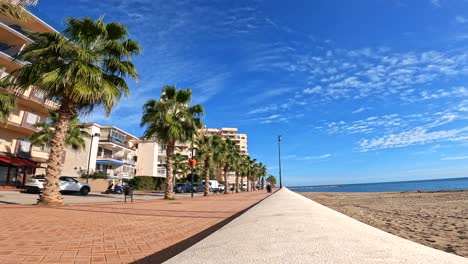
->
[14,139,32,159]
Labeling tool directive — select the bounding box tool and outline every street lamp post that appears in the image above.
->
[278,135,282,189]
[86,133,100,183]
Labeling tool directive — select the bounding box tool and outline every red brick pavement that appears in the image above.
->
[0,191,273,264]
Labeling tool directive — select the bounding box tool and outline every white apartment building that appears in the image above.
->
[62,123,138,179]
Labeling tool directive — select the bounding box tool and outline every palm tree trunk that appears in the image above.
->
[223,166,228,194]
[165,142,175,199]
[37,100,74,206]
[204,158,210,196]
[240,176,244,192]
[235,171,239,193]
[247,178,250,192]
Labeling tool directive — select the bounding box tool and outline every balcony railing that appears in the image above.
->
[97,154,135,165]
[15,139,32,159]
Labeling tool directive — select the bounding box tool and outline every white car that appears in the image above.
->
[25,176,91,195]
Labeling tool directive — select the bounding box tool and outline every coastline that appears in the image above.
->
[300,190,468,257]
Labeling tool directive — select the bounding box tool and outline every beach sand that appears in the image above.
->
[301,191,468,257]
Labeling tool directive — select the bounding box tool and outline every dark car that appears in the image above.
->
[195,184,204,193]
[174,183,193,193]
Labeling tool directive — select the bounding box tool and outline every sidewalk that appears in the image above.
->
[0,190,271,264]
[166,188,468,264]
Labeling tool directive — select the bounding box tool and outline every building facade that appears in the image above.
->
[0,11,58,187]
[203,127,249,185]
[61,123,138,179]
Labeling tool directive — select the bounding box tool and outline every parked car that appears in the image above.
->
[24,176,91,195]
[201,180,220,192]
[24,176,46,193]
[174,183,194,193]
[195,184,204,193]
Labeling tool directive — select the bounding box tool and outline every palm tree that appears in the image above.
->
[196,134,217,196]
[31,110,90,150]
[2,17,140,206]
[266,174,277,187]
[215,139,238,194]
[232,152,242,193]
[248,157,257,191]
[258,162,267,190]
[172,153,189,183]
[141,86,204,199]
[0,93,15,125]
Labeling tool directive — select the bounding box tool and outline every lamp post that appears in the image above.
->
[86,133,100,183]
[278,135,282,189]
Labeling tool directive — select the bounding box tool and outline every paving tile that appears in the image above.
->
[0,191,271,263]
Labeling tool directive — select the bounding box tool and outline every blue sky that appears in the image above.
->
[34,0,468,186]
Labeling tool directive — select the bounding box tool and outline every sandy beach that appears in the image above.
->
[301,191,468,257]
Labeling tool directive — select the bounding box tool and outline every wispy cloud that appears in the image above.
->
[442,156,468,160]
[352,107,371,114]
[284,154,332,160]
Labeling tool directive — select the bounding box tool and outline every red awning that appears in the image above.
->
[0,156,38,167]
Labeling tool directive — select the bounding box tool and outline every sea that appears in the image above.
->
[289,177,468,192]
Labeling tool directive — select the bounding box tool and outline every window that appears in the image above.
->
[110,129,125,144]
[24,112,39,125]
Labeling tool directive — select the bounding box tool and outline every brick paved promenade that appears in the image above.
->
[0,191,272,264]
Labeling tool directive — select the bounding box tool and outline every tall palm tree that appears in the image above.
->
[3,17,140,206]
[258,162,267,190]
[196,134,217,196]
[216,139,237,194]
[141,86,204,200]
[248,157,257,192]
[31,110,90,150]
[239,155,248,192]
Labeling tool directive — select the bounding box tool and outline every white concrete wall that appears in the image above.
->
[135,141,158,177]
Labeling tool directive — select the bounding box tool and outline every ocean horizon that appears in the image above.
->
[289,177,468,192]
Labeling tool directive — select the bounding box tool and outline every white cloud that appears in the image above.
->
[303,85,322,94]
[359,127,468,151]
[442,156,468,160]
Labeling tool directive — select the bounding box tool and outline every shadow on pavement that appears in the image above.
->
[132,190,276,264]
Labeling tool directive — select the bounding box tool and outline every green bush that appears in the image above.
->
[128,176,166,191]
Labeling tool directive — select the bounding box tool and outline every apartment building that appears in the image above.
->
[62,123,138,179]
[0,11,58,187]
[203,127,249,185]
[135,139,166,178]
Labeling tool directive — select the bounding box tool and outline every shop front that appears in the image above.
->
[0,156,37,187]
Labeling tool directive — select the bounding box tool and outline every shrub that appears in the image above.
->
[128,176,166,191]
